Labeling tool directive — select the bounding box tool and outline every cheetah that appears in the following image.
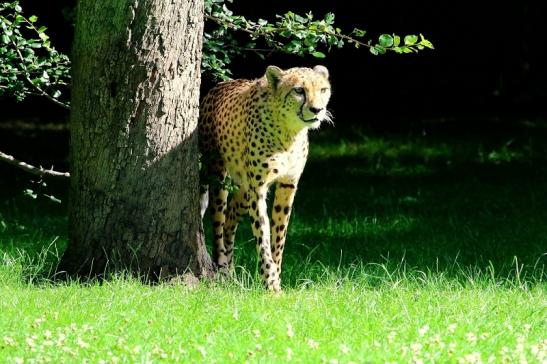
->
[199,65,332,291]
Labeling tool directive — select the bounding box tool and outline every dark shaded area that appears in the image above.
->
[232,2,547,119]
[1,1,546,125]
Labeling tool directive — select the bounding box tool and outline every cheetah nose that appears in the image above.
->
[309,107,323,115]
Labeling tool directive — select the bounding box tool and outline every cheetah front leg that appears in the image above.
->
[248,187,281,291]
[271,181,297,278]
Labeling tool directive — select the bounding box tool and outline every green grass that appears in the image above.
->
[0,278,545,363]
[1,121,546,362]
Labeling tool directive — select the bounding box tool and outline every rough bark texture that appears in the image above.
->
[58,0,213,280]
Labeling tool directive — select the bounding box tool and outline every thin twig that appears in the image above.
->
[0,150,70,179]
[205,14,256,36]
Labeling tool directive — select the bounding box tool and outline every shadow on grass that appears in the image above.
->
[1,122,547,286]
[278,156,547,283]
[229,127,547,286]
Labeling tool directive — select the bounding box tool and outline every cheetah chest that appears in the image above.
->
[224,132,308,189]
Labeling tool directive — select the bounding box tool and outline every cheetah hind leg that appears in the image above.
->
[223,189,249,272]
[209,180,229,271]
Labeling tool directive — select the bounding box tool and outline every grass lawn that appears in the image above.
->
[1,120,546,363]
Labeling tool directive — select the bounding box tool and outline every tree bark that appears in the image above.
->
[58,0,213,280]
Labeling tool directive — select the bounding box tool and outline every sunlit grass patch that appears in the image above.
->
[0,272,545,363]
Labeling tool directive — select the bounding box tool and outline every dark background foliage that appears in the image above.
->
[1,1,546,126]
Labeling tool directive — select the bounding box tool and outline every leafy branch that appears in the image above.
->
[1,0,434,99]
[9,35,69,109]
[0,1,70,107]
[203,0,434,79]
[205,11,433,55]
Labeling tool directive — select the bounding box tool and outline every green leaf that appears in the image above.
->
[1,34,8,44]
[37,25,47,33]
[374,45,386,54]
[29,15,38,23]
[421,40,434,49]
[353,28,366,37]
[294,13,307,23]
[378,34,393,48]
[419,34,434,49]
[324,13,335,24]
[404,34,418,46]
[312,51,325,58]
[369,46,379,56]
[393,35,401,47]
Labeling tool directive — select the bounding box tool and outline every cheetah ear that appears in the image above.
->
[313,65,329,79]
[265,65,283,89]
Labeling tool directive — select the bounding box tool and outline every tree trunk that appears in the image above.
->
[58,0,213,280]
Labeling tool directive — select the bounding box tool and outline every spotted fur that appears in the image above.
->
[199,65,332,291]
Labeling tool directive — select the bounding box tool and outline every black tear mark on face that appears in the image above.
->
[283,87,306,121]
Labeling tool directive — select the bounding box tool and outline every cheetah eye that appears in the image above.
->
[320,88,329,94]
[293,87,305,95]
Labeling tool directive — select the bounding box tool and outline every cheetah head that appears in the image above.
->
[265,65,332,130]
